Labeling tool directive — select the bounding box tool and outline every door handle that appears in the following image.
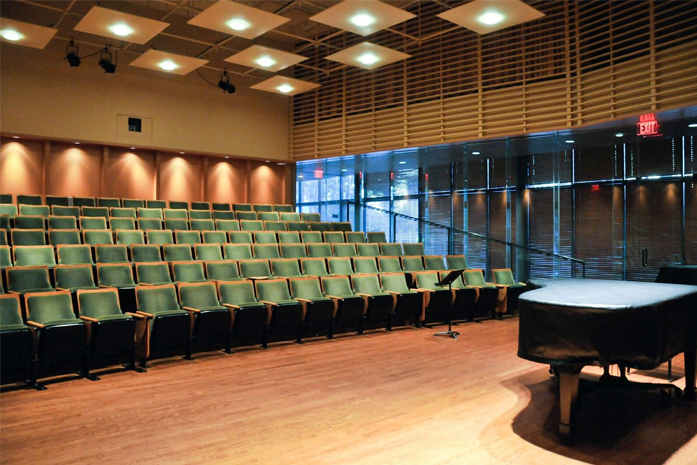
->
[642,248,648,267]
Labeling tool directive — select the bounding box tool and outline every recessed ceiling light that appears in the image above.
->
[158,60,178,71]
[130,147,135,150]
[265,160,270,163]
[472,151,480,155]
[277,84,294,93]
[110,23,133,37]
[227,18,250,31]
[225,156,230,159]
[689,123,697,128]
[277,162,286,166]
[615,133,624,137]
[255,56,276,67]
[298,175,304,179]
[1,30,23,41]
[478,11,504,25]
[565,140,575,143]
[357,52,379,65]
[75,142,80,145]
[399,161,406,164]
[350,13,375,27]
[13,136,19,139]
[180,151,185,154]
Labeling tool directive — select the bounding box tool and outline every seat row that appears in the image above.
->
[0,194,294,213]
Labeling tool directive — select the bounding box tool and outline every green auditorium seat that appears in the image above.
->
[263,221,287,232]
[146,229,173,245]
[258,212,279,222]
[131,244,162,263]
[190,219,215,231]
[116,230,145,246]
[367,232,387,243]
[168,201,189,210]
[379,273,423,328]
[331,222,352,232]
[279,212,300,222]
[175,230,201,245]
[353,257,379,274]
[54,264,99,292]
[136,262,173,286]
[278,231,301,244]
[218,280,268,348]
[110,218,136,231]
[223,244,253,260]
[240,220,264,232]
[81,207,109,219]
[253,204,274,213]
[287,221,310,232]
[138,208,163,219]
[212,203,231,211]
[80,217,108,230]
[213,211,235,220]
[202,231,227,244]
[72,197,96,208]
[270,259,303,278]
[0,245,12,269]
[323,231,345,244]
[139,219,163,231]
[47,228,81,246]
[0,204,18,219]
[235,212,257,221]
[163,209,188,220]
[254,231,278,244]
[135,284,191,366]
[0,194,13,204]
[255,278,304,343]
[195,244,224,261]
[48,216,77,230]
[17,194,42,206]
[6,266,54,295]
[45,195,70,207]
[401,256,425,279]
[24,291,86,389]
[145,200,166,210]
[163,244,194,262]
[178,282,232,352]
[424,255,446,271]
[205,261,243,282]
[310,222,331,232]
[253,244,280,259]
[301,231,323,244]
[96,263,137,289]
[110,207,137,218]
[191,201,211,211]
[229,231,253,244]
[56,245,93,265]
[15,215,46,229]
[414,271,453,326]
[98,197,120,208]
[13,246,57,267]
[215,219,240,231]
[95,244,130,264]
[327,257,354,276]
[172,261,208,283]
[351,274,394,330]
[300,258,333,278]
[332,243,357,258]
[377,256,402,273]
[345,232,366,243]
[301,213,320,222]
[12,229,46,246]
[437,270,477,322]
[403,243,426,256]
[189,210,213,220]
[0,229,6,246]
[492,268,526,316]
[462,269,499,320]
[239,259,271,279]
[380,243,403,256]
[356,243,380,257]
[83,229,113,246]
[445,255,467,270]
[307,243,333,258]
[122,199,145,209]
[0,294,33,386]
[320,275,365,334]
[288,277,335,339]
[232,203,253,212]
[280,244,307,259]
[51,205,79,218]
[76,288,139,372]
[273,204,294,212]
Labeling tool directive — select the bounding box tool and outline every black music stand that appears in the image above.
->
[433,269,465,340]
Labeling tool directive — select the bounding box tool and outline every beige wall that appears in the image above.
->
[0,41,289,160]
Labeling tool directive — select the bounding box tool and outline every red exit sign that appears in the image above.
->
[637,113,661,136]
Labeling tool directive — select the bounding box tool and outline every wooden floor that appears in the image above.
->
[2,317,697,465]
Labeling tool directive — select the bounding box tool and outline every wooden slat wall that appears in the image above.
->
[291,0,697,160]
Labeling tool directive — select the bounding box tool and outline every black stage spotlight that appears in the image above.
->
[99,47,117,73]
[218,71,235,94]
[66,39,81,67]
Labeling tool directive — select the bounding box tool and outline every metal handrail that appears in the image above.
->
[347,200,586,278]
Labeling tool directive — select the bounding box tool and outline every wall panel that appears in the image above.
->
[0,138,43,196]
[206,159,247,205]
[160,155,202,203]
[45,143,101,198]
[106,149,157,200]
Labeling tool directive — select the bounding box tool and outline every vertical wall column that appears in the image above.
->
[100,146,109,196]
[516,155,529,282]
[155,152,162,200]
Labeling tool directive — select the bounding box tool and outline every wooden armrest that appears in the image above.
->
[139,282,155,286]
[261,300,278,306]
[26,321,45,329]
[355,292,372,298]
[295,298,313,303]
[98,284,111,288]
[125,312,145,319]
[222,303,241,309]
[325,295,342,300]
[494,284,507,288]
[79,316,99,323]
[7,290,20,294]
[56,287,69,292]
[386,291,401,295]
[182,306,201,313]
[136,311,154,318]
[415,288,432,293]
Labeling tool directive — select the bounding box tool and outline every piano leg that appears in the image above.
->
[685,350,696,401]
[557,364,583,436]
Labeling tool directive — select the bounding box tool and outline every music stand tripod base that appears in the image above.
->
[433,269,465,341]
[434,329,459,339]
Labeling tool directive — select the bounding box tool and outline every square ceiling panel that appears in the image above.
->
[187,0,290,41]
[73,6,169,44]
[325,42,410,70]
[129,50,208,75]
[309,0,416,37]
[437,0,545,35]
[0,18,57,49]
[250,76,320,96]
[225,45,307,72]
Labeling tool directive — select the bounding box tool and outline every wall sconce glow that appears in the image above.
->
[472,151,481,155]
[478,11,504,25]
[357,53,379,65]
[227,18,250,31]
[689,123,697,128]
[350,13,375,27]
[255,56,276,67]
[1,29,23,41]
[565,140,575,143]
[615,133,624,137]
[158,60,178,71]
[110,23,133,37]
[277,84,294,93]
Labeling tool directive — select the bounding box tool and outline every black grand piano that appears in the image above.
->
[518,278,697,436]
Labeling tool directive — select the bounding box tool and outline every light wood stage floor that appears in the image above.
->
[2,317,696,465]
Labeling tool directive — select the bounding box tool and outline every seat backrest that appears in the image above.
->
[301,213,321,222]
[15,215,46,229]
[191,201,211,211]
[280,244,307,259]
[331,222,352,232]
[379,272,410,293]
[17,194,43,206]
[205,261,241,281]
[254,231,278,244]
[323,231,345,243]
[83,229,114,245]
[352,274,383,295]
[278,231,301,244]
[163,244,194,261]
[97,263,136,287]
[253,244,280,259]
[356,243,380,257]
[178,282,220,308]
[301,231,323,243]
[378,256,402,272]
[446,255,467,270]
[238,259,271,278]
[240,220,264,231]
[438,270,467,288]
[310,222,331,232]
[6,266,52,293]
[288,277,324,300]
[218,280,257,305]
[171,261,206,283]
[72,197,96,208]
[54,264,95,289]
[307,243,333,258]
[13,246,57,267]
[300,258,330,276]
[95,244,129,264]
[270,259,301,277]
[195,244,223,261]
[213,211,235,220]
[212,202,231,211]
[0,245,12,268]
[353,257,378,274]
[0,294,24,326]
[414,271,442,291]
[492,268,517,286]
[380,243,403,256]
[258,212,279,221]
[190,219,215,231]
[82,206,109,218]
[175,230,201,245]
[229,231,253,244]
[136,284,180,313]
[45,195,70,207]
[164,219,189,231]
[463,269,487,287]
[273,204,294,213]
[402,243,425,256]
[138,218,163,230]
[97,197,120,208]
[345,232,366,243]
[163,208,188,219]
[0,204,18,218]
[424,255,445,271]
[367,232,387,243]
[168,201,189,210]
[253,204,274,213]
[232,203,253,212]
[136,262,172,285]
[202,231,227,244]
[131,244,162,263]
[223,244,253,260]
[80,217,108,230]
[19,204,50,218]
[327,257,353,275]
[24,291,75,323]
[332,243,357,257]
[215,219,240,231]
[145,200,167,210]
[11,229,46,246]
[48,215,78,230]
[110,217,136,231]
[56,244,93,265]
[109,207,136,219]
[279,212,301,222]
[401,256,425,272]
[137,207,163,219]
[51,205,80,218]
[146,229,173,245]
[263,221,287,232]
[122,199,145,209]
[321,276,354,297]
[235,211,257,221]
[256,279,292,303]
[76,288,122,318]
[116,230,145,246]
[287,221,310,232]
[189,210,213,220]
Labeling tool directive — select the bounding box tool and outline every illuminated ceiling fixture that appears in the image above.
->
[255,56,276,67]
[0,18,57,49]
[65,39,81,67]
[225,45,307,73]
[218,71,236,94]
[99,47,117,73]
[159,60,177,71]
[74,6,168,44]
[326,42,410,70]
[437,0,545,35]
[277,84,293,93]
[689,123,697,128]
[615,133,624,137]
[188,0,289,40]
[310,0,415,36]
[250,76,321,96]
[129,50,208,75]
